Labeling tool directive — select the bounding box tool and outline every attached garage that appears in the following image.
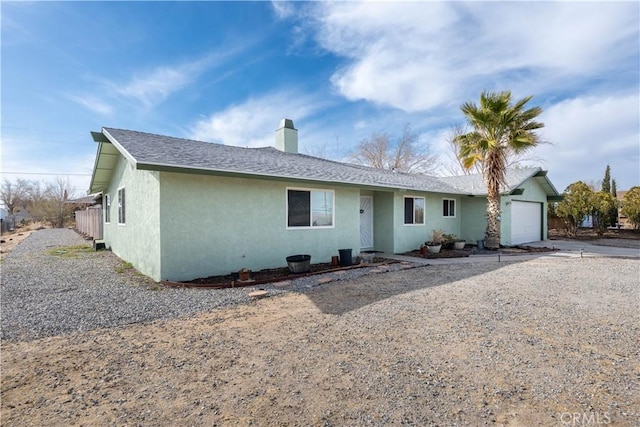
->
[510,201,542,244]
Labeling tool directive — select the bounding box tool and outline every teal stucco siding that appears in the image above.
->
[501,177,549,246]
[372,191,395,254]
[459,177,550,247]
[157,173,361,281]
[392,192,462,254]
[102,155,162,280]
[459,196,488,244]
[99,157,552,281]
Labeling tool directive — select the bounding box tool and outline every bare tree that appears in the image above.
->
[350,124,439,174]
[302,139,331,160]
[442,125,482,176]
[27,178,76,228]
[1,178,31,215]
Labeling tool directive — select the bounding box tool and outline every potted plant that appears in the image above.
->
[425,229,444,254]
[442,233,466,250]
[442,233,456,250]
[238,267,251,281]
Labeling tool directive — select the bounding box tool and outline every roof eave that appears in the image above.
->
[134,161,467,194]
[102,128,138,166]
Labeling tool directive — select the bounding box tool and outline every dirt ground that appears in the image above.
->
[2,255,638,426]
[0,223,50,260]
[548,227,639,242]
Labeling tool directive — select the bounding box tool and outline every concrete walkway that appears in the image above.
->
[526,239,640,258]
[381,239,639,266]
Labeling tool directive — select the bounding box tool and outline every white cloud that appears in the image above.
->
[113,66,192,107]
[308,2,639,112]
[532,93,640,191]
[271,1,295,20]
[112,52,223,108]
[67,95,113,116]
[73,51,234,114]
[189,91,326,147]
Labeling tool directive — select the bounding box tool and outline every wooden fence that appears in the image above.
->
[548,215,565,230]
[75,206,103,240]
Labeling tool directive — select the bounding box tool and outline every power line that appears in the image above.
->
[1,171,91,176]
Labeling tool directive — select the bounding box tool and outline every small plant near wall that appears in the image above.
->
[442,233,457,249]
[426,229,444,245]
[238,267,251,281]
[425,229,444,253]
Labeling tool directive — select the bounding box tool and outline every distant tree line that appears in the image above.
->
[553,165,639,235]
[1,178,76,229]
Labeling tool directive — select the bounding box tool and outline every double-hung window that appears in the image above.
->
[104,194,111,223]
[287,188,334,228]
[404,196,425,225]
[117,187,126,225]
[443,199,456,217]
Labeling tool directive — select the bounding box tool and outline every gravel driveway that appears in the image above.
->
[2,229,639,426]
[0,229,413,342]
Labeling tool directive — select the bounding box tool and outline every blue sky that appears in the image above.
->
[2,1,639,197]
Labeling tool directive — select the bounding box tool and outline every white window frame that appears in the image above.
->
[403,196,425,226]
[117,187,126,225]
[286,187,335,229]
[104,194,111,224]
[443,198,456,218]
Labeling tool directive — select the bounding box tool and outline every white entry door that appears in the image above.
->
[360,196,374,248]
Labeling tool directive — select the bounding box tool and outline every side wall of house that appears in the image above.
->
[158,173,361,281]
[103,156,162,280]
[392,192,462,254]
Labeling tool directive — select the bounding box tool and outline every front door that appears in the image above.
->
[360,196,374,248]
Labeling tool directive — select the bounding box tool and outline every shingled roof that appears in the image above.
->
[89,127,558,198]
[439,167,560,197]
[90,127,463,195]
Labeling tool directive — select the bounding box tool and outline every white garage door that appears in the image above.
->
[511,201,542,245]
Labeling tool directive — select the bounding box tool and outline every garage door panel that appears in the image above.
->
[511,201,541,244]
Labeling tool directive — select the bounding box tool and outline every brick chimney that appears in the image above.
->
[275,118,298,153]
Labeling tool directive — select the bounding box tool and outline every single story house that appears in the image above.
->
[88,119,560,282]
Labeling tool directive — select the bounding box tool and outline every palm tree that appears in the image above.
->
[455,91,544,249]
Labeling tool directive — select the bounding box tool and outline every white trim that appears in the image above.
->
[117,186,126,226]
[442,198,456,218]
[104,193,111,224]
[130,160,472,195]
[403,196,425,225]
[285,187,335,229]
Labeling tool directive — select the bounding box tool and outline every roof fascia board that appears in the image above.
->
[88,140,106,194]
[102,128,138,167]
[535,174,560,196]
[135,162,468,195]
[507,167,560,197]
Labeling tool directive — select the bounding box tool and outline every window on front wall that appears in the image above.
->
[287,188,334,228]
[117,187,126,224]
[404,197,425,225]
[104,194,111,223]
[443,199,456,217]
